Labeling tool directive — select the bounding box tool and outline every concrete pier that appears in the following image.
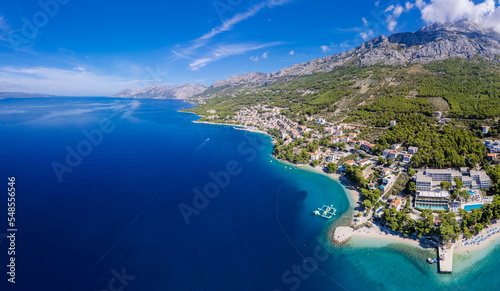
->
[333,227,353,245]
[438,244,454,274]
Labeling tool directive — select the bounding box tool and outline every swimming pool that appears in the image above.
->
[415,205,448,210]
[464,204,484,211]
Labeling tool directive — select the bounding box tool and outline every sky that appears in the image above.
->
[0,0,499,96]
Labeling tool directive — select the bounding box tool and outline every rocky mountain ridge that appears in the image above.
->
[208,20,500,91]
[113,83,207,99]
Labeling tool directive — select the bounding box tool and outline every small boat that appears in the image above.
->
[427,258,438,264]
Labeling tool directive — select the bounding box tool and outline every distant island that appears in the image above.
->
[0,92,55,98]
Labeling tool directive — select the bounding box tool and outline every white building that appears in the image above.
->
[391,144,402,150]
[415,168,491,191]
[470,170,491,190]
[388,150,398,159]
[383,175,395,185]
[415,172,433,192]
[482,126,490,135]
[382,149,391,158]
[408,147,419,154]
[415,190,450,210]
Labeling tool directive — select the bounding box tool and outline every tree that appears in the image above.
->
[440,181,451,191]
[307,140,319,152]
[454,177,463,191]
[407,181,417,194]
[407,167,416,177]
[474,223,484,235]
[327,163,337,173]
[362,200,372,209]
[378,157,386,165]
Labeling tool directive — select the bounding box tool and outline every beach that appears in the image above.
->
[455,220,500,254]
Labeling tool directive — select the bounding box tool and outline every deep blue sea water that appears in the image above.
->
[0,97,499,291]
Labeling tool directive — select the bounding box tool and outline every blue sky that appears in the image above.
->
[0,0,499,96]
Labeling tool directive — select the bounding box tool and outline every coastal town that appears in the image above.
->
[202,104,500,274]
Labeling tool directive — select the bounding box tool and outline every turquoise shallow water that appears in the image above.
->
[0,97,499,290]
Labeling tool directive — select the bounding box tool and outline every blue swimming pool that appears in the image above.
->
[464,204,484,211]
[416,205,448,210]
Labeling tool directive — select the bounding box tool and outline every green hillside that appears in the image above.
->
[187,58,500,123]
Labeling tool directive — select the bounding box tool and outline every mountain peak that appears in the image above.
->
[113,83,207,99]
[205,20,500,92]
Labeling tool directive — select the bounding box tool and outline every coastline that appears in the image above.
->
[454,220,500,254]
[347,224,434,249]
[296,165,360,208]
[194,120,358,199]
[192,118,500,272]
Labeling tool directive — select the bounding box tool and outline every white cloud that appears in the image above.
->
[289,50,295,55]
[195,4,265,48]
[250,56,259,61]
[375,1,380,6]
[405,1,415,11]
[360,29,374,40]
[174,0,293,69]
[387,20,398,32]
[0,66,136,96]
[362,17,369,26]
[384,4,406,31]
[415,0,426,9]
[262,52,268,59]
[418,0,498,25]
[321,45,331,52]
[187,42,282,71]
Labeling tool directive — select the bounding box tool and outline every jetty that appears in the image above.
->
[333,227,353,245]
[438,244,454,274]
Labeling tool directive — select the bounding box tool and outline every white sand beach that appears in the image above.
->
[347,224,432,249]
[455,220,500,254]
